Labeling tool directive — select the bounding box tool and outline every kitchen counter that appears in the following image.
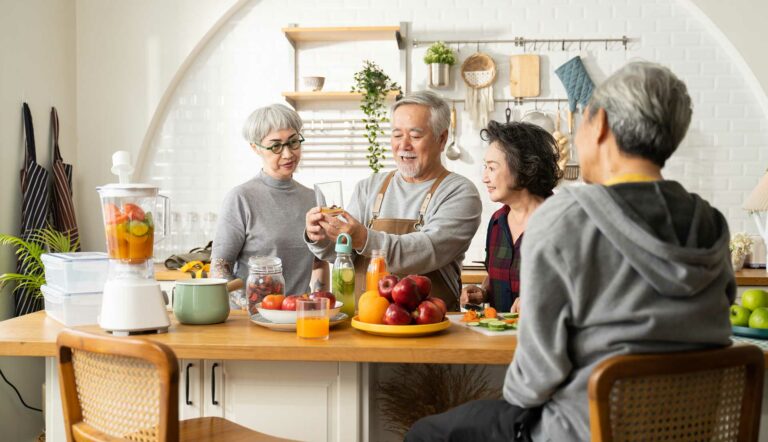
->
[155,264,768,286]
[0,311,514,364]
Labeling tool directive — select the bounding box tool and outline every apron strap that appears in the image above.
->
[22,103,36,164]
[370,170,397,225]
[51,107,62,162]
[415,169,451,229]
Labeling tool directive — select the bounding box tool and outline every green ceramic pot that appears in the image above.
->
[173,278,230,325]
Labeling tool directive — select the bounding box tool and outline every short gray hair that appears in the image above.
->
[390,90,451,137]
[242,103,303,144]
[587,61,692,167]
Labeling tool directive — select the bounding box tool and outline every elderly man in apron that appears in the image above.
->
[305,91,482,311]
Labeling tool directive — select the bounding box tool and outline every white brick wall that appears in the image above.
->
[143,0,768,265]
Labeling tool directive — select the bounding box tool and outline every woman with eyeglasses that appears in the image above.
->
[211,103,328,309]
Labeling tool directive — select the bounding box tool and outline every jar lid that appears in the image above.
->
[248,255,282,273]
[335,233,352,254]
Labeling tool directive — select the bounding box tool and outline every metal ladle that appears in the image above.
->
[445,102,461,160]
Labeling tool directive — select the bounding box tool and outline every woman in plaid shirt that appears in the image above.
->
[460,121,562,312]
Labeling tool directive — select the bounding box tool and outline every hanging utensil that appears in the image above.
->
[505,101,512,124]
[446,102,461,160]
[551,105,569,172]
[563,110,580,180]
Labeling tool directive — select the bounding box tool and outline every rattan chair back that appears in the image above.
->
[58,329,179,442]
[588,345,764,442]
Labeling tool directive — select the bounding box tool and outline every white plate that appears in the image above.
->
[256,301,343,324]
[250,312,349,332]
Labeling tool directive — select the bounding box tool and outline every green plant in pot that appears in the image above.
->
[0,227,80,301]
[423,41,456,89]
[352,60,400,173]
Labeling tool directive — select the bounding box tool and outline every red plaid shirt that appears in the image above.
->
[485,206,523,312]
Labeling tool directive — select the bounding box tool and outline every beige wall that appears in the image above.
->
[0,0,75,438]
[691,0,768,99]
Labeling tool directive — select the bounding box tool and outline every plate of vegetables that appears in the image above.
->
[457,307,518,334]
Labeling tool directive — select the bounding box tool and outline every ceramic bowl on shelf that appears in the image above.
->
[255,301,342,324]
[302,76,325,91]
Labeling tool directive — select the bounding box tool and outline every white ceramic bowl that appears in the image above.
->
[257,301,342,324]
[302,76,325,91]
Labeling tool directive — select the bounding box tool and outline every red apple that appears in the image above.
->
[392,277,420,310]
[309,291,336,308]
[414,300,444,325]
[407,274,432,300]
[384,303,412,325]
[281,294,305,311]
[378,275,399,301]
[426,296,447,316]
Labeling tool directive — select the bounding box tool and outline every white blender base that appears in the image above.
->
[99,279,170,335]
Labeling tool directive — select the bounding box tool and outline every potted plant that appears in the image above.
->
[0,227,80,302]
[730,232,754,271]
[351,60,400,173]
[423,41,457,89]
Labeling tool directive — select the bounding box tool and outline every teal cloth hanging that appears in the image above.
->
[555,56,595,112]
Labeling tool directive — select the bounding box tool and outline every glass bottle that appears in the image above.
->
[332,233,355,318]
[246,256,285,315]
[366,249,389,292]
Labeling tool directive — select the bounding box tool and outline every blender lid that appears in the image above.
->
[97,182,159,197]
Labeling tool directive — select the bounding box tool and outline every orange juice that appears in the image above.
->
[296,317,329,339]
[366,254,389,292]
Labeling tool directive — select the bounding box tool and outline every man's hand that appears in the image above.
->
[511,296,521,314]
[460,284,485,305]
[318,210,368,250]
[305,206,327,243]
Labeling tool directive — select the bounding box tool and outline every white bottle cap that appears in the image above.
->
[111,151,134,184]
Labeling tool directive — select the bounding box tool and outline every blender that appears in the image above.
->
[97,151,170,335]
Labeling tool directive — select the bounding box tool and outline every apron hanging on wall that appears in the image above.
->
[16,103,51,316]
[50,107,80,250]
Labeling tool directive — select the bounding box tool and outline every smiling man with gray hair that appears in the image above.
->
[305,90,482,310]
[406,61,734,441]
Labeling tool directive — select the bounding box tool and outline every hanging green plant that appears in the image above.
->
[423,41,457,65]
[351,60,400,173]
[0,227,80,299]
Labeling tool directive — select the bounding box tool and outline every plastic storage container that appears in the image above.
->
[42,285,103,326]
[41,252,109,293]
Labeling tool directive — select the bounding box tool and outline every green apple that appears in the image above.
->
[748,307,768,329]
[741,289,768,312]
[730,305,752,327]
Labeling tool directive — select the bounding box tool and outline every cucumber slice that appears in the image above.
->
[488,321,507,331]
[479,318,496,327]
[340,268,355,283]
[502,312,519,319]
[506,322,518,330]
[128,220,149,236]
[466,322,480,327]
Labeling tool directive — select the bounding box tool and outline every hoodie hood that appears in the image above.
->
[563,182,734,298]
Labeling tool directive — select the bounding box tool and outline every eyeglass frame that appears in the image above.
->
[252,133,305,155]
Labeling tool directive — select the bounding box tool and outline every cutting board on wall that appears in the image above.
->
[509,54,540,98]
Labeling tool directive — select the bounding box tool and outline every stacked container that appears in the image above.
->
[41,252,109,325]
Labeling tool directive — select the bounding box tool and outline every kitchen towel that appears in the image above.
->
[555,56,595,112]
[16,103,52,316]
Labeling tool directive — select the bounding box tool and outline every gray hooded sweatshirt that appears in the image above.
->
[503,181,734,441]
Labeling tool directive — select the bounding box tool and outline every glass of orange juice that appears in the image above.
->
[366,249,389,292]
[296,298,330,340]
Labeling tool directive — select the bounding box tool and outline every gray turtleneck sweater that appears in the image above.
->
[211,171,317,296]
[505,181,734,441]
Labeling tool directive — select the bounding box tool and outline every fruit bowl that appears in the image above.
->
[732,325,768,340]
[350,316,450,337]
[256,301,343,324]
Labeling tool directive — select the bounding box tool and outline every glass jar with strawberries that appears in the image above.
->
[246,256,285,316]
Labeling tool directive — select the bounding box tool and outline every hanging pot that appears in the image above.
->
[428,63,451,89]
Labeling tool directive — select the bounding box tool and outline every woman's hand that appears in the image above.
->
[305,207,327,242]
[318,210,368,250]
[460,285,485,305]
[511,296,521,314]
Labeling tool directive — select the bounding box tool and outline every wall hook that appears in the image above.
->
[561,40,566,51]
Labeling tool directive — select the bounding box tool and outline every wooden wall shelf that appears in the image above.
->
[281,90,399,107]
[282,26,402,46]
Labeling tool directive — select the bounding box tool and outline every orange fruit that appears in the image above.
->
[358,290,390,324]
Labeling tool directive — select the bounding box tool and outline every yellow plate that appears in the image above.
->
[350,316,451,337]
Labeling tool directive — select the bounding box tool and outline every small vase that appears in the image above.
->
[732,252,746,271]
[428,63,451,88]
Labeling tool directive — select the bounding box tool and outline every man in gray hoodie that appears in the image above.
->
[406,61,734,441]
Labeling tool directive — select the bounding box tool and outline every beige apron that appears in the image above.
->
[353,170,461,311]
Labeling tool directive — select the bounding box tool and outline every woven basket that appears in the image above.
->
[461,53,496,89]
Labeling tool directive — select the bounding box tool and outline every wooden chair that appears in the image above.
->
[588,344,764,442]
[57,329,294,442]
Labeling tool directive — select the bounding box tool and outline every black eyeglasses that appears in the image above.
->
[253,134,305,155]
